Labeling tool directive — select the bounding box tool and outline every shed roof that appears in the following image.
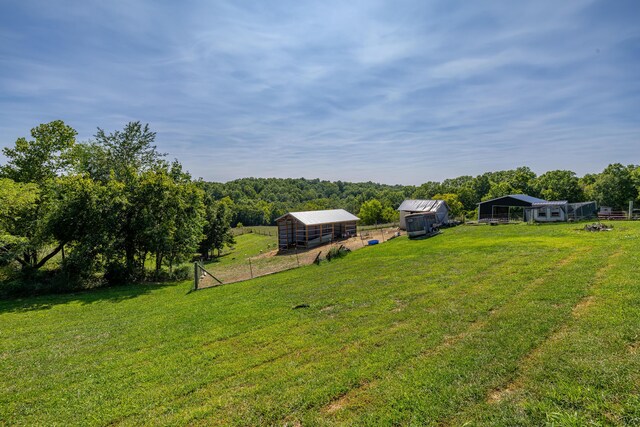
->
[398,199,448,212]
[532,200,568,207]
[479,194,547,205]
[276,209,359,226]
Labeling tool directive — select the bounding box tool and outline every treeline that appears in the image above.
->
[0,121,233,294]
[204,165,640,225]
[2,120,639,295]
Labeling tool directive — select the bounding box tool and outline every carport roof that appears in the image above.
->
[478,194,547,205]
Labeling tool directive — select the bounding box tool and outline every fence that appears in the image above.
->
[194,226,403,290]
[231,226,277,237]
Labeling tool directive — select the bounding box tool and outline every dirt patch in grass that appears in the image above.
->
[392,299,407,312]
[571,296,595,317]
[323,380,373,414]
[487,381,519,403]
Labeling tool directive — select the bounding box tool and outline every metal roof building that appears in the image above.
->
[276,209,359,250]
[477,194,546,222]
[398,199,450,229]
[525,200,597,222]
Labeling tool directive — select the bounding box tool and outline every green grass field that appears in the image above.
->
[1,223,639,426]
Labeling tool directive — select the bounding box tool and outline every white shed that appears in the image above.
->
[398,200,449,230]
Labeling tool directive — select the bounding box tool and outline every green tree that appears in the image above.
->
[433,193,464,218]
[94,121,166,182]
[200,197,235,258]
[381,206,398,223]
[412,181,442,199]
[45,175,125,280]
[0,121,78,270]
[589,164,637,209]
[0,178,39,266]
[1,120,77,183]
[89,122,168,276]
[534,170,584,202]
[359,199,384,225]
[484,181,515,200]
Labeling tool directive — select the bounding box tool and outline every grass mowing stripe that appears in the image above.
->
[455,241,640,426]
[107,237,562,421]
[316,244,608,426]
[159,247,580,425]
[1,223,638,426]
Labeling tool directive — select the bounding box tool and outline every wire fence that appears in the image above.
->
[231,226,277,236]
[194,226,403,290]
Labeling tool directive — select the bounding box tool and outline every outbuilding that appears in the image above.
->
[276,209,359,250]
[405,212,439,239]
[477,194,546,222]
[398,200,449,230]
[525,200,598,222]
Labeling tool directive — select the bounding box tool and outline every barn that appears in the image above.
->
[276,209,359,250]
[477,194,546,222]
[398,200,449,230]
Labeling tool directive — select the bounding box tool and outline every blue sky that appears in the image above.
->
[1,0,638,184]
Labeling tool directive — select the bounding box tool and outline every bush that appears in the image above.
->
[171,265,192,281]
[104,262,135,285]
[326,245,350,261]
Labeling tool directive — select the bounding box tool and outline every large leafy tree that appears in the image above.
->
[200,196,235,258]
[0,121,78,270]
[358,199,384,225]
[432,193,464,218]
[45,175,125,276]
[0,178,39,266]
[82,122,168,276]
[534,170,584,202]
[0,120,77,183]
[134,169,205,273]
[588,163,637,209]
[94,121,166,182]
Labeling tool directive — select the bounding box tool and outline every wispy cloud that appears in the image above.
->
[1,0,639,183]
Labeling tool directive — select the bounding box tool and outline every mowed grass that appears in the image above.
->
[1,223,639,426]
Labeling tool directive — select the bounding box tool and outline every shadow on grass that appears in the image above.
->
[0,281,177,314]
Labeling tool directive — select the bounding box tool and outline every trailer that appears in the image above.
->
[405,212,440,239]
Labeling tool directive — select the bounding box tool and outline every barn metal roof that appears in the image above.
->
[479,194,547,205]
[276,209,360,226]
[397,199,448,212]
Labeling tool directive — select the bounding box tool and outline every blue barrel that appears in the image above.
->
[368,239,379,245]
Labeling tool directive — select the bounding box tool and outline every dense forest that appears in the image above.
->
[1,120,639,294]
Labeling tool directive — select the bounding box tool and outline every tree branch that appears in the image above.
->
[33,243,65,269]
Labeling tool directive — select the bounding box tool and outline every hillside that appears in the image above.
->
[1,223,639,426]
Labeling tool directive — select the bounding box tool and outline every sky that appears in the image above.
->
[0,0,639,185]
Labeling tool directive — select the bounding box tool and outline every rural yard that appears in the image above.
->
[1,222,639,426]
[199,226,403,286]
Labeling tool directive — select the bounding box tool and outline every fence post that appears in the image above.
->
[248,257,253,278]
[295,245,300,267]
[194,262,199,290]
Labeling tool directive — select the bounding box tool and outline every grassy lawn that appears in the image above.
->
[1,222,639,426]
